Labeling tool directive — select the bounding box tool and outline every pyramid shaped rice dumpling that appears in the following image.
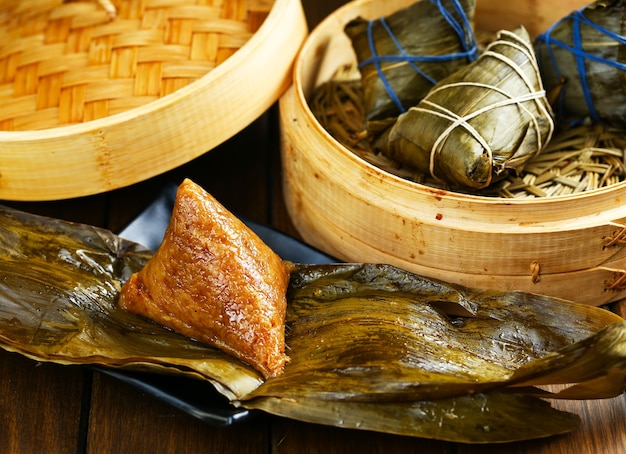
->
[118,179,290,379]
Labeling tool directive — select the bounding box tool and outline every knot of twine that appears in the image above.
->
[603,224,626,249]
[530,261,541,284]
[409,30,554,186]
[535,7,626,125]
[360,0,478,114]
[604,269,626,292]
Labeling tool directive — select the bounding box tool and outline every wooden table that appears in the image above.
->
[1,2,625,452]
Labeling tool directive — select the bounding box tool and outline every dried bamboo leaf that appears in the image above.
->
[535,0,626,127]
[492,123,626,197]
[243,392,580,444]
[244,263,623,402]
[309,77,370,152]
[1,206,625,443]
[0,205,263,401]
[382,27,555,189]
[344,0,477,123]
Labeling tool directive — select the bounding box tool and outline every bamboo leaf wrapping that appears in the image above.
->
[383,28,554,189]
[0,205,625,442]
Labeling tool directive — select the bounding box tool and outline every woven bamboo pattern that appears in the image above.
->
[0,0,272,130]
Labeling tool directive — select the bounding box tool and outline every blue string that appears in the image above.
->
[536,8,626,125]
[359,0,478,114]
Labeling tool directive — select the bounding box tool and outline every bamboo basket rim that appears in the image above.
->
[290,0,626,208]
[279,0,626,306]
[0,0,307,201]
[0,0,277,139]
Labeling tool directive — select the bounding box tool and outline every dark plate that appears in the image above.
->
[97,183,335,426]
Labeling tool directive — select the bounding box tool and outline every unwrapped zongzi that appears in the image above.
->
[118,179,291,379]
[1,202,626,443]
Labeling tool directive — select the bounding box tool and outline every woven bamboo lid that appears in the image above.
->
[0,0,307,200]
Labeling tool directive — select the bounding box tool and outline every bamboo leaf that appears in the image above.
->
[535,0,626,127]
[243,392,580,444]
[0,206,624,443]
[244,264,623,402]
[0,205,263,401]
[383,27,554,189]
[345,0,477,123]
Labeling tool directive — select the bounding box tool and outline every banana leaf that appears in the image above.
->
[344,0,477,125]
[382,27,555,189]
[535,0,626,128]
[1,205,625,443]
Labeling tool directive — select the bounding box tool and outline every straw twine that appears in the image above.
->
[0,0,272,130]
[408,30,554,187]
[310,72,626,198]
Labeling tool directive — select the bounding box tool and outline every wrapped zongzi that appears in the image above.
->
[535,0,626,128]
[344,0,478,128]
[382,27,555,189]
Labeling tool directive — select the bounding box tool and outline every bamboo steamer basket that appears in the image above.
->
[279,0,626,307]
[0,0,306,201]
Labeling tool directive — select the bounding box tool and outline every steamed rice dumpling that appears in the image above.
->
[535,0,626,128]
[344,0,478,126]
[1,202,626,443]
[118,179,291,379]
[382,27,555,189]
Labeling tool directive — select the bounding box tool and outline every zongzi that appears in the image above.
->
[118,179,291,379]
[382,27,555,189]
[1,203,626,443]
[535,0,626,128]
[344,0,478,127]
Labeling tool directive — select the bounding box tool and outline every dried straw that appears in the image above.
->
[493,125,626,198]
[310,74,626,198]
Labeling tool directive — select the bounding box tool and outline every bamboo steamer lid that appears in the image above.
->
[0,0,307,201]
[279,0,626,307]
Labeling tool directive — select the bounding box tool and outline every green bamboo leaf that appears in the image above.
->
[383,27,554,189]
[536,0,626,127]
[345,0,477,123]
